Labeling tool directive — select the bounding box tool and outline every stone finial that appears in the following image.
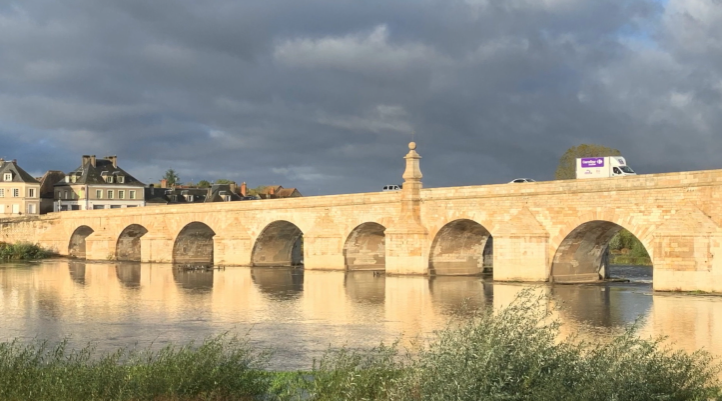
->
[402,142,422,183]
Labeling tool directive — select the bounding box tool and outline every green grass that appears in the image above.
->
[0,241,51,260]
[0,292,719,400]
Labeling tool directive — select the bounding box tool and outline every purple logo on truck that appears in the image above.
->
[581,157,605,168]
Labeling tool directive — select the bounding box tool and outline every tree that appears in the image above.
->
[246,186,267,196]
[197,180,211,188]
[214,179,236,185]
[554,144,621,180]
[162,169,180,186]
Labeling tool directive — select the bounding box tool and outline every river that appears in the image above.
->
[0,260,719,370]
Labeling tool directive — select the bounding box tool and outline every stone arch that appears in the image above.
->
[550,220,653,283]
[68,225,94,259]
[429,219,492,275]
[173,222,216,265]
[343,222,386,271]
[116,224,148,261]
[252,221,304,267]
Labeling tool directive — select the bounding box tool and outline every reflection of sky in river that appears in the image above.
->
[0,261,718,370]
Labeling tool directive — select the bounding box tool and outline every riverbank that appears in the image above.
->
[0,293,718,401]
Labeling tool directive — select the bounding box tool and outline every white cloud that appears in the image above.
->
[316,104,414,135]
[274,25,437,73]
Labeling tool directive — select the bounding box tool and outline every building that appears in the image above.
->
[36,170,65,214]
[254,185,302,199]
[54,155,145,211]
[144,182,242,205]
[0,159,41,217]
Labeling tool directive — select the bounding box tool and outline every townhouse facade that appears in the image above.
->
[0,159,41,217]
[54,155,145,211]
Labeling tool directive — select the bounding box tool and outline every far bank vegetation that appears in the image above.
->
[0,242,51,260]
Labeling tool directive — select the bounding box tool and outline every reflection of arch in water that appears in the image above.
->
[69,226,94,259]
[172,269,214,292]
[115,262,142,288]
[551,285,652,328]
[173,222,216,265]
[551,221,652,283]
[252,221,303,267]
[344,223,386,271]
[428,276,491,313]
[429,219,491,275]
[344,271,385,304]
[68,261,86,285]
[251,267,304,300]
[116,225,148,262]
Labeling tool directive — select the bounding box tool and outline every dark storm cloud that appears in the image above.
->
[0,0,719,194]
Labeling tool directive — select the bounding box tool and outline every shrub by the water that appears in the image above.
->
[0,335,270,401]
[0,241,50,260]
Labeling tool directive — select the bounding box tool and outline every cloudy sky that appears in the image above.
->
[0,0,720,195]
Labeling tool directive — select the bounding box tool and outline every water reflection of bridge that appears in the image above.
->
[0,260,716,370]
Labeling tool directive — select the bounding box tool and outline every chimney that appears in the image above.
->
[160,179,168,188]
[230,182,237,194]
[89,155,96,167]
[269,186,275,196]
[240,182,247,196]
[105,155,117,168]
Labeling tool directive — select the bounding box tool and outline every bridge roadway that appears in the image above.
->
[2,142,722,293]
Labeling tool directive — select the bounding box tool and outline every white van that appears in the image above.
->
[382,185,402,191]
[576,156,636,179]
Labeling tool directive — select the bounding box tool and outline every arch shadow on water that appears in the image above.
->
[429,219,492,276]
[68,260,86,285]
[551,283,653,328]
[428,276,492,314]
[115,262,142,289]
[344,271,385,304]
[251,267,304,301]
[173,268,214,293]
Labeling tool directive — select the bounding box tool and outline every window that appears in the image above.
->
[12,189,19,197]
[0,189,4,197]
[70,175,77,183]
[28,188,36,198]
[96,190,102,199]
[110,205,121,209]
[118,190,125,199]
[117,176,125,183]
[129,191,136,199]
[64,191,68,200]
[3,173,11,181]
[27,204,36,214]
[106,176,114,183]
[108,190,114,199]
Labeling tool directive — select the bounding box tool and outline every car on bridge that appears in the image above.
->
[509,178,536,183]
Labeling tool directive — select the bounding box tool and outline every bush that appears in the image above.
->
[0,335,270,401]
[0,241,50,260]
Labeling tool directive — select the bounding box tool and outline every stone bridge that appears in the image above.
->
[2,142,722,292]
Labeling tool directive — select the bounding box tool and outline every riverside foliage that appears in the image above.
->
[0,241,50,260]
[0,293,719,401]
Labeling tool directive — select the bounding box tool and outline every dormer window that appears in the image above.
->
[3,173,11,181]
[117,176,125,183]
[70,175,77,183]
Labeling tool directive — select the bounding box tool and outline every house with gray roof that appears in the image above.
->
[54,155,145,211]
[0,159,41,217]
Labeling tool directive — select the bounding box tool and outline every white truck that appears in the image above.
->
[575,156,636,179]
